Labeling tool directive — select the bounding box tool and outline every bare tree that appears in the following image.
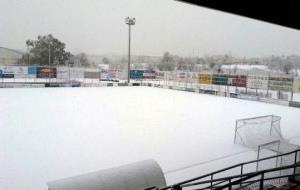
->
[158,52,175,71]
[282,64,292,74]
[209,62,216,70]
[76,53,90,67]
[102,57,110,65]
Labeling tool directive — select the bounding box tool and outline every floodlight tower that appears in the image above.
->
[125,17,136,83]
[48,43,51,84]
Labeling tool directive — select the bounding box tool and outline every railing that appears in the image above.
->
[145,149,300,190]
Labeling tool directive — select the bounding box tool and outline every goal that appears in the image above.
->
[234,115,283,149]
[234,115,300,174]
[256,140,300,177]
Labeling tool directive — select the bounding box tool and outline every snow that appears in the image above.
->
[221,64,269,71]
[1,87,300,190]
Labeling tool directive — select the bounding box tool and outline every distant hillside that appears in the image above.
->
[0,47,24,59]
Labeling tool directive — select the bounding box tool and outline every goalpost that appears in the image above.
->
[234,115,300,175]
[234,115,283,148]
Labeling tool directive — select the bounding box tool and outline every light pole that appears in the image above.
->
[48,43,51,84]
[27,47,31,66]
[125,17,136,83]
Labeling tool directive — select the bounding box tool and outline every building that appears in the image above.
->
[0,47,24,65]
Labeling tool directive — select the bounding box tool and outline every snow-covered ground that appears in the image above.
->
[1,87,300,190]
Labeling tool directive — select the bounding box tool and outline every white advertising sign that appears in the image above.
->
[246,75,268,89]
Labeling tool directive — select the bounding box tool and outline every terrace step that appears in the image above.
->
[265,183,300,190]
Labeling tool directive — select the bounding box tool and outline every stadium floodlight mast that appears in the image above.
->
[48,43,51,84]
[125,17,136,83]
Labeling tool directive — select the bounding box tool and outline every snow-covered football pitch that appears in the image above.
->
[1,86,300,190]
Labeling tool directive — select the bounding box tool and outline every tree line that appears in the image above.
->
[19,34,300,75]
[20,34,110,68]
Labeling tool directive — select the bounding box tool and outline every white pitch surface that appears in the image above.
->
[1,87,300,190]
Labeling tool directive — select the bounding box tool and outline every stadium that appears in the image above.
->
[1,1,300,190]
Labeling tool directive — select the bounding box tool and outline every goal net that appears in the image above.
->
[234,115,300,175]
[234,115,283,149]
[256,140,300,178]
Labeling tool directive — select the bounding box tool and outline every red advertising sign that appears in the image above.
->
[228,75,247,87]
[177,72,186,82]
[142,70,156,79]
[37,67,57,78]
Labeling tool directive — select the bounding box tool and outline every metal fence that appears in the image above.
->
[144,149,300,190]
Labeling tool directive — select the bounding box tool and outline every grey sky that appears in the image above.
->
[1,0,300,57]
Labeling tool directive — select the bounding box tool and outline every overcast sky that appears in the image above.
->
[1,0,300,57]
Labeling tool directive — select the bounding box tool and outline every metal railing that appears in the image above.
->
[145,149,300,190]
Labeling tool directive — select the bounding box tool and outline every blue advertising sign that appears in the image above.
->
[28,66,37,75]
[130,70,144,79]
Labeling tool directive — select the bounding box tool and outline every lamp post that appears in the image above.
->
[68,55,74,86]
[125,17,136,83]
[48,43,51,84]
[27,47,31,66]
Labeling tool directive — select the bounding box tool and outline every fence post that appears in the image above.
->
[267,72,270,97]
[240,164,244,187]
[211,174,213,190]
[291,73,294,102]
[294,151,298,176]
[234,121,238,143]
[228,179,232,190]
[257,145,261,171]
[280,155,283,177]
[260,173,264,190]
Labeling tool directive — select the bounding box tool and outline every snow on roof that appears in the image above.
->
[47,159,166,190]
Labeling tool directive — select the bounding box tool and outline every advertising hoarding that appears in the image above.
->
[293,77,300,93]
[187,72,197,83]
[70,68,84,79]
[198,74,212,84]
[228,75,247,87]
[57,67,69,79]
[37,67,57,78]
[246,75,268,89]
[268,77,293,91]
[100,70,109,80]
[14,66,28,78]
[14,66,27,74]
[143,70,156,79]
[15,74,28,78]
[108,70,117,79]
[28,66,37,76]
[1,66,14,73]
[100,70,117,81]
[2,73,14,78]
[167,72,177,81]
[1,66,15,78]
[212,74,228,85]
[176,72,186,82]
[84,71,99,79]
[130,70,144,79]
